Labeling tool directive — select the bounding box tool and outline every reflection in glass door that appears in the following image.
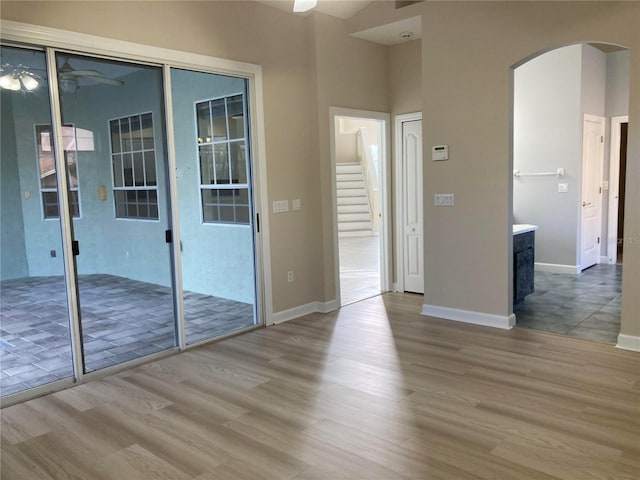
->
[56,53,176,373]
[170,68,257,344]
[0,46,74,395]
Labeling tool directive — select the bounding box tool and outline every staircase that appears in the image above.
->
[336,162,373,237]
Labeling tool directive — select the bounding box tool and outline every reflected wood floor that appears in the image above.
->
[1,293,639,479]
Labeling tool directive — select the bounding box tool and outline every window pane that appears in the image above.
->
[110,120,121,153]
[42,191,59,218]
[130,116,142,151]
[120,118,131,150]
[133,152,144,186]
[219,206,234,223]
[113,154,123,187]
[70,190,80,217]
[199,145,213,184]
[227,95,245,140]
[218,188,233,204]
[214,143,229,184]
[235,206,250,223]
[144,151,157,186]
[230,142,246,184]
[127,204,138,218]
[141,113,154,150]
[149,204,158,218]
[123,153,133,186]
[196,102,211,142]
[235,188,249,205]
[211,99,227,142]
[115,191,126,217]
[203,205,219,222]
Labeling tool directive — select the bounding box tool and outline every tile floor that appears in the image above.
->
[515,264,622,344]
[339,235,381,305]
[0,274,254,396]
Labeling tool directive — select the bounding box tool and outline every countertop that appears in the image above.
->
[513,224,538,235]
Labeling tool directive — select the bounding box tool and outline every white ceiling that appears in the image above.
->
[351,15,421,46]
[256,0,373,19]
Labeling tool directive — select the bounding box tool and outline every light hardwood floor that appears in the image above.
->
[1,293,639,480]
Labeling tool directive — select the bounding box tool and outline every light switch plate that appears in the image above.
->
[273,200,289,213]
[558,183,569,193]
[434,193,454,206]
[292,199,302,211]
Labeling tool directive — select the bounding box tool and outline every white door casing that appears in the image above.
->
[580,114,605,271]
[402,120,424,293]
[607,116,628,264]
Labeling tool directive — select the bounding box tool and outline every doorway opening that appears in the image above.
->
[607,116,628,265]
[511,43,629,344]
[330,108,391,306]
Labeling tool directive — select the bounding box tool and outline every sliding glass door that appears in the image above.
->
[0,41,261,401]
[0,46,74,396]
[55,53,177,373]
[171,68,257,344]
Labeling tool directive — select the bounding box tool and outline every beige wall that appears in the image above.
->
[389,39,422,117]
[0,0,324,313]
[421,1,640,337]
[309,12,389,301]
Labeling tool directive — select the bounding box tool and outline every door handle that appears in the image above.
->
[582,201,592,207]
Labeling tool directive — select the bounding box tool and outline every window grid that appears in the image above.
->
[110,113,159,220]
[196,93,250,225]
[35,124,81,220]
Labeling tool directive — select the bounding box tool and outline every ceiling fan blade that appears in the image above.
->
[61,69,102,78]
[89,76,124,86]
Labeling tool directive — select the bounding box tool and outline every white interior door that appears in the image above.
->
[402,120,424,293]
[580,114,605,271]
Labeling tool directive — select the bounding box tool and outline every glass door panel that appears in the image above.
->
[56,53,176,372]
[0,46,74,396]
[170,68,257,344]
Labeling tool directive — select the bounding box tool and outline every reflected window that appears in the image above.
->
[35,124,81,218]
[196,94,249,224]
[109,112,159,220]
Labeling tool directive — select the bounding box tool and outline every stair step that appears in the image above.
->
[338,212,371,223]
[338,204,370,213]
[336,173,364,182]
[339,221,373,231]
[339,230,375,238]
[337,196,368,205]
[337,180,365,189]
[337,188,367,197]
[335,163,362,174]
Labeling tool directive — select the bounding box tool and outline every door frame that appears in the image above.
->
[0,20,272,406]
[394,112,422,293]
[329,107,392,306]
[606,115,628,265]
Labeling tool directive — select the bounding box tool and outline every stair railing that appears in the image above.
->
[356,127,379,232]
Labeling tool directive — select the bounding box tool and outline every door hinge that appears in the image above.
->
[256,213,260,233]
[597,237,600,244]
[165,229,173,244]
[599,187,602,194]
[600,136,604,143]
[72,240,80,256]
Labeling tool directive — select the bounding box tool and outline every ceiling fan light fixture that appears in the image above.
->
[0,72,21,91]
[20,72,39,91]
[293,0,317,13]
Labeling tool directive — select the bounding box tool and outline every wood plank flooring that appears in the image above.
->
[1,293,639,479]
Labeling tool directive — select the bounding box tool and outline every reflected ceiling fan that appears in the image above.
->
[58,58,124,93]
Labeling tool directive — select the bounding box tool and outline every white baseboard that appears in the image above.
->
[271,300,340,325]
[421,304,515,330]
[535,262,580,275]
[392,282,400,292]
[616,334,640,352]
[600,255,612,264]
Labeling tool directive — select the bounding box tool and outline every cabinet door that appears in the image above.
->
[514,247,534,302]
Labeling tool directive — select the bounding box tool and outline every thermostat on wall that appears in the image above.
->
[432,145,449,161]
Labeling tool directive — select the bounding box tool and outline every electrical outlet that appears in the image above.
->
[558,183,569,193]
[273,200,289,213]
[287,271,294,283]
[434,193,454,206]
[292,199,302,211]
